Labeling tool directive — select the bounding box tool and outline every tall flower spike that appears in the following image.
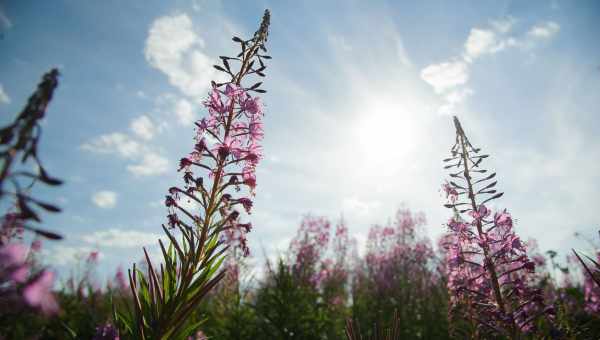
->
[573,236,600,314]
[0,69,63,244]
[117,10,271,339]
[441,116,553,337]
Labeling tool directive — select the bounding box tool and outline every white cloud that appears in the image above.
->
[464,28,506,60]
[82,228,162,248]
[328,34,353,51]
[527,21,560,39]
[44,246,102,266]
[191,0,205,12]
[421,17,561,114]
[177,196,200,213]
[395,36,412,67]
[174,98,196,125]
[0,84,10,104]
[420,61,469,93]
[438,88,474,115]
[490,17,516,33]
[446,88,474,105]
[0,7,11,29]
[130,115,156,140]
[352,232,368,257]
[92,190,117,209]
[82,131,169,177]
[145,14,216,99]
[341,197,382,218]
[127,152,169,176]
[81,132,141,158]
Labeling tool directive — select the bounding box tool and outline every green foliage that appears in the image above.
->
[251,259,344,340]
[201,264,260,339]
[114,227,227,339]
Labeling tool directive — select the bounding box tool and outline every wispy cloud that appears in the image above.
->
[527,21,560,39]
[44,246,101,266]
[82,125,169,177]
[341,196,382,219]
[82,132,141,158]
[92,190,117,209]
[0,6,11,30]
[81,228,162,248]
[173,98,196,126]
[490,16,517,34]
[420,18,561,114]
[126,152,169,177]
[0,84,10,104]
[130,115,156,140]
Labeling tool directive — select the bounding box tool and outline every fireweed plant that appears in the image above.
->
[115,10,271,339]
[573,234,600,314]
[0,69,63,322]
[0,68,63,244]
[350,209,449,339]
[441,117,554,338]
[251,216,352,339]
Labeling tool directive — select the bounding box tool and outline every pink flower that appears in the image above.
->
[11,264,30,283]
[238,198,253,213]
[216,137,242,160]
[442,182,459,203]
[23,270,59,315]
[204,88,227,114]
[242,166,257,189]
[224,83,243,99]
[87,250,99,263]
[249,119,264,141]
[115,266,128,291]
[93,323,120,340]
[30,240,42,252]
[178,157,193,171]
[188,330,208,340]
[469,204,490,221]
[0,243,28,266]
[242,96,263,115]
[448,218,469,233]
[245,142,262,165]
[494,209,512,228]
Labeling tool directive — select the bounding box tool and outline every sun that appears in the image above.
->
[353,95,419,166]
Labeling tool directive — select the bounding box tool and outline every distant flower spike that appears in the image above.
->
[441,116,553,337]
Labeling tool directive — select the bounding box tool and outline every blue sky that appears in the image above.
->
[1,0,599,283]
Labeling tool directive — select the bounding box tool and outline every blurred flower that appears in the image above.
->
[93,323,120,340]
[23,270,59,315]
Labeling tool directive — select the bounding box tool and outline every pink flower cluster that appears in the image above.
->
[289,215,331,285]
[0,213,24,244]
[443,203,550,333]
[442,182,459,203]
[93,323,120,340]
[0,241,59,316]
[364,209,433,292]
[287,217,350,308]
[198,84,264,192]
[166,83,265,257]
[583,251,600,313]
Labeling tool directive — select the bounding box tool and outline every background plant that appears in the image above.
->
[350,208,449,339]
[441,116,554,338]
[0,69,66,339]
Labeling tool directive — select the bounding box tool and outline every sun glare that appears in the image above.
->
[354,96,419,166]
